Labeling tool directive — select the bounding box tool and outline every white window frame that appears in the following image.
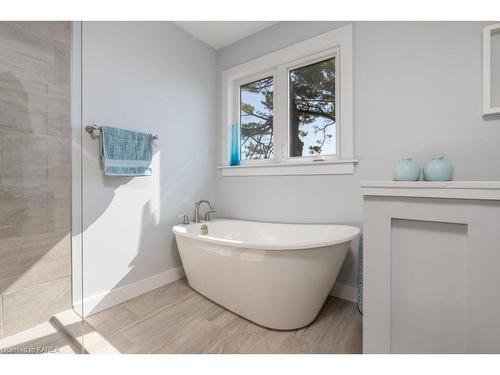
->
[220,24,355,176]
[282,48,339,163]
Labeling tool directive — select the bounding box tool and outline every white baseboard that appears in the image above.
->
[73,267,356,317]
[73,266,185,317]
[330,282,358,304]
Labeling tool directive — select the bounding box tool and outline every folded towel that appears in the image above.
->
[99,126,153,176]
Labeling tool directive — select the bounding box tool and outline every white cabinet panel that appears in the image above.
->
[390,219,467,353]
[362,182,500,353]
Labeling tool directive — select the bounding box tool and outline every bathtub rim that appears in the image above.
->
[172,218,360,251]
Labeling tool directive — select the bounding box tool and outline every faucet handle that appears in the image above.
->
[204,209,216,221]
[177,214,189,225]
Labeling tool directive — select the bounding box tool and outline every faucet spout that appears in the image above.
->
[194,200,213,223]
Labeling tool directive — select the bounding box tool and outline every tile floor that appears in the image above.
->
[85,278,362,354]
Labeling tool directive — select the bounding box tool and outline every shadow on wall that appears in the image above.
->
[75,21,220,319]
[78,118,214,317]
[84,199,172,315]
[78,142,194,317]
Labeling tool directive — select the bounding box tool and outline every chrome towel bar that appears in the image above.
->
[85,124,159,140]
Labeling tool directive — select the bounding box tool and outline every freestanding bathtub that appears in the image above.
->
[172,219,359,330]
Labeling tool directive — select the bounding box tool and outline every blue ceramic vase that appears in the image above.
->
[393,158,421,181]
[423,156,454,181]
[229,123,240,166]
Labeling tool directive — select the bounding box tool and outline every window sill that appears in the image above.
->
[218,159,358,177]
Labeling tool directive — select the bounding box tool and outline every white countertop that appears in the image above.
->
[361,180,500,200]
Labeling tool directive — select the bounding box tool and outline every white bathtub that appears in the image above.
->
[172,219,359,330]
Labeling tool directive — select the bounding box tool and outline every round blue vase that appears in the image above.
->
[423,156,454,181]
[393,158,421,181]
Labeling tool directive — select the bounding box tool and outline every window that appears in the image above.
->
[221,24,354,176]
[289,57,336,158]
[239,76,274,160]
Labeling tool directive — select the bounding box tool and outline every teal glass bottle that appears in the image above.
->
[229,123,240,166]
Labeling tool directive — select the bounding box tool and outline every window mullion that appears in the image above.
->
[274,65,288,163]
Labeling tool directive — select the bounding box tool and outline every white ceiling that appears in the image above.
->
[173,21,278,50]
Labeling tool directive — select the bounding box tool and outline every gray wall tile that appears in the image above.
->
[2,277,71,336]
[0,21,71,337]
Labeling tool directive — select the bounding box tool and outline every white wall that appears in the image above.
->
[216,21,500,288]
[76,21,500,311]
[79,22,216,313]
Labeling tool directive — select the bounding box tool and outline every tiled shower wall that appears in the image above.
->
[0,22,71,337]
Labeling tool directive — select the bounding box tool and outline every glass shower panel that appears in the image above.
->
[0,21,84,354]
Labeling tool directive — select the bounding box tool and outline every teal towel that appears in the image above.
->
[99,126,153,176]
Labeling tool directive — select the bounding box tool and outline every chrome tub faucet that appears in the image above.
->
[194,200,215,223]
